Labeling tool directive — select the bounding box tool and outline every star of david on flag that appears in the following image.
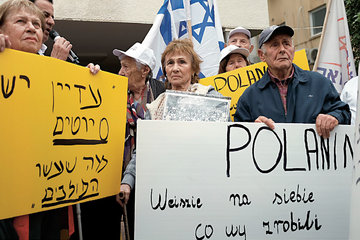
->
[142,0,224,80]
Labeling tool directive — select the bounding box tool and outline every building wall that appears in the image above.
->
[267,0,327,52]
[52,0,269,31]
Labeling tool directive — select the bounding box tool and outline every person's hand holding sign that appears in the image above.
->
[255,116,275,130]
[0,34,11,52]
[86,62,101,75]
[315,114,339,139]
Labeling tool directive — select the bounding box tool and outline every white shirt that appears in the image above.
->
[38,44,47,56]
[340,76,358,125]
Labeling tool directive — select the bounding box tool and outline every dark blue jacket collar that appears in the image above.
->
[257,64,308,89]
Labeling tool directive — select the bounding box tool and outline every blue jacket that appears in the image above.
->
[234,64,351,124]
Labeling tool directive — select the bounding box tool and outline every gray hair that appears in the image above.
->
[261,44,267,55]
[134,59,153,82]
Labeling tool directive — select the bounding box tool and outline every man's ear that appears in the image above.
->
[249,44,254,53]
[258,48,266,62]
[142,65,150,78]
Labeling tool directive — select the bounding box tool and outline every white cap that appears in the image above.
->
[113,42,156,71]
[219,45,250,63]
[228,26,251,41]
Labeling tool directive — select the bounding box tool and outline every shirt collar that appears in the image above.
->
[38,44,47,55]
[268,66,295,83]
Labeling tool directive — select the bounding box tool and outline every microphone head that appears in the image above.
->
[49,30,60,40]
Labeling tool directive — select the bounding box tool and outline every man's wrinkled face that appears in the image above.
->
[118,56,143,92]
[258,34,295,73]
[228,32,253,53]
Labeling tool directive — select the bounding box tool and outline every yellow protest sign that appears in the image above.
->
[199,49,309,120]
[0,49,127,220]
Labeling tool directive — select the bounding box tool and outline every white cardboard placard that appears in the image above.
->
[135,121,354,240]
[349,75,360,239]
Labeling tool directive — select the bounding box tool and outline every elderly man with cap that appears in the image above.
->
[227,26,254,54]
[234,25,350,139]
[114,42,164,240]
[113,43,164,198]
[113,42,165,102]
[75,43,163,240]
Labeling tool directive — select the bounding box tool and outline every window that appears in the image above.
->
[309,5,326,36]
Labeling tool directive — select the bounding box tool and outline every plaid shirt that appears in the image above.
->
[268,67,295,114]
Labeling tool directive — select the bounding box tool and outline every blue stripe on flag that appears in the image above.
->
[158,0,169,14]
[156,67,164,80]
[170,0,184,10]
[160,7,173,45]
[198,72,206,79]
[218,41,224,50]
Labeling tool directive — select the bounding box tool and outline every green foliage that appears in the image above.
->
[345,0,360,72]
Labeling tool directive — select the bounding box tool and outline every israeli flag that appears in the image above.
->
[190,0,224,78]
[142,0,224,80]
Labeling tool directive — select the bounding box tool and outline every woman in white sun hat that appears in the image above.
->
[218,45,250,74]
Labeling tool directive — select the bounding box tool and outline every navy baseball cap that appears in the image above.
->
[258,25,294,48]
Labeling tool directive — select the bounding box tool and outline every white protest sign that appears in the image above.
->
[349,70,360,239]
[135,121,354,240]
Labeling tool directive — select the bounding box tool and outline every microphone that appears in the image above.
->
[49,30,80,64]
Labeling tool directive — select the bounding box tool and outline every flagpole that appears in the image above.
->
[187,20,192,39]
[313,0,332,71]
[186,0,192,40]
